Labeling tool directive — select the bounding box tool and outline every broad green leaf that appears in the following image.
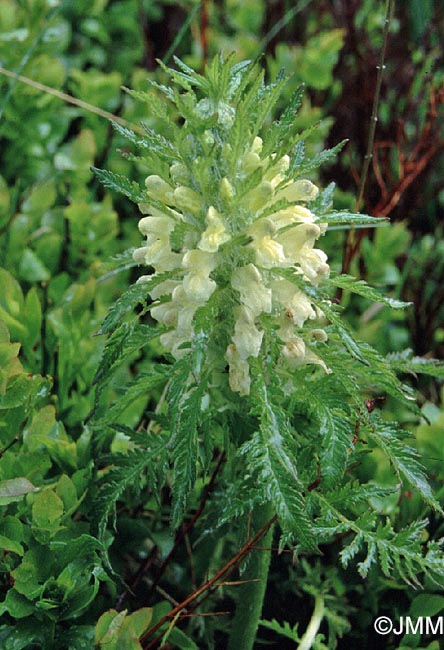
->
[32,490,64,531]
[409,594,444,618]
[0,477,38,506]
[23,287,42,345]
[55,475,78,512]
[0,268,24,318]
[124,608,153,638]
[0,589,35,619]
[0,535,24,556]
[95,609,126,649]
[22,180,56,215]
[19,249,50,283]
[11,561,42,599]
[23,405,77,470]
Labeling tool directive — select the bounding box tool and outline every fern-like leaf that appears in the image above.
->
[368,417,442,512]
[93,323,159,388]
[317,212,386,226]
[91,167,144,202]
[242,365,316,550]
[97,274,173,335]
[316,494,444,585]
[387,349,444,379]
[329,274,411,309]
[291,140,348,179]
[167,319,211,527]
[96,366,170,425]
[93,444,165,546]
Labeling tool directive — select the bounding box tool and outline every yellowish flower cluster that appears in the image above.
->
[133,136,330,395]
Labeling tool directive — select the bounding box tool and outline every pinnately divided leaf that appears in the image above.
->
[315,495,444,585]
[90,167,144,203]
[291,139,348,178]
[167,320,212,528]
[317,212,386,226]
[93,323,159,389]
[97,274,173,335]
[368,418,443,513]
[330,274,411,309]
[96,366,170,425]
[168,359,206,528]
[93,446,163,545]
[387,349,444,379]
[242,364,317,551]
[318,407,353,489]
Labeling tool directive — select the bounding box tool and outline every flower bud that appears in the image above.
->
[220,177,234,203]
[138,215,174,236]
[243,181,273,212]
[170,162,190,185]
[308,329,328,342]
[251,136,263,154]
[145,175,175,205]
[276,179,319,203]
[173,186,202,214]
[242,152,262,175]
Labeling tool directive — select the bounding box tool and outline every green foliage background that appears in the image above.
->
[0,1,443,649]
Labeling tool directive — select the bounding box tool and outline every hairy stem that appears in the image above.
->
[297,594,325,650]
[227,502,275,650]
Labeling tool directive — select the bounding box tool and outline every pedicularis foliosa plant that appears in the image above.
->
[92,56,444,649]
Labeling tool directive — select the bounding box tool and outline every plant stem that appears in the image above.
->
[0,66,144,135]
[297,594,325,650]
[341,0,395,277]
[227,502,275,650]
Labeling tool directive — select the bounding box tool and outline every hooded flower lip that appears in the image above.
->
[248,218,287,268]
[198,206,231,252]
[232,305,264,359]
[231,264,272,316]
[133,133,330,394]
[182,249,217,302]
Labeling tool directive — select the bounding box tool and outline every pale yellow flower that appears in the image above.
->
[198,207,231,252]
[231,264,272,316]
[133,132,331,394]
[232,306,264,359]
[248,219,286,268]
[182,250,217,301]
[225,343,251,396]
